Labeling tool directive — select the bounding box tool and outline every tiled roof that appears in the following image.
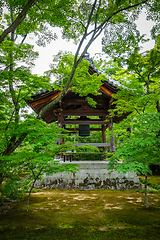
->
[31,88,49,97]
[83,52,122,88]
[31,53,122,98]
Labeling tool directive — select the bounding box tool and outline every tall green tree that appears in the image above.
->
[107,36,160,116]
[0,0,77,44]
[0,8,52,188]
[0,12,81,198]
[108,113,160,208]
[1,1,159,119]
[36,0,157,118]
[107,39,160,208]
[0,118,79,208]
[0,0,159,201]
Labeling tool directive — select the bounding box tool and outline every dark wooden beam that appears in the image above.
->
[109,117,116,152]
[62,99,89,105]
[62,97,108,106]
[63,109,108,116]
[63,120,109,125]
[74,143,111,147]
[64,128,105,131]
[102,125,107,152]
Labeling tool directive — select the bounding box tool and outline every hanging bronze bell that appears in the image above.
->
[79,124,90,136]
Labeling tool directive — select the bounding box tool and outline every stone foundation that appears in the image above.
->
[34,161,141,190]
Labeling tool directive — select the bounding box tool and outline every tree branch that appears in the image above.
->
[38,1,98,119]
[5,89,21,131]
[38,0,149,119]
[87,0,148,36]
[135,69,146,82]
[85,0,98,31]
[27,167,43,211]
[156,100,160,113]
[134,107,141,114]
[2,132,28,156]
[146,72,151,93]
[0,0,35,43]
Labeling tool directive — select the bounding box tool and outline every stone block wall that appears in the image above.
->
[34,161,141,190]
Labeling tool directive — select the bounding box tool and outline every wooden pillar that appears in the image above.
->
[57,111,64,145]
[102,124,107,152]
[109,117,116,152]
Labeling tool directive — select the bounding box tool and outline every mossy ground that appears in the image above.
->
[140,175,160,185]
[0,188,160,240]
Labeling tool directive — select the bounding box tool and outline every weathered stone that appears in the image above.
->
[34,161,141,190]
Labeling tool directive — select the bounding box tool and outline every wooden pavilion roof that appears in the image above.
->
[26,54,129,124]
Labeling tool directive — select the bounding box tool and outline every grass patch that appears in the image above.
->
[0,189,160,240]
[139,176,160,190]
[139,175,160,185]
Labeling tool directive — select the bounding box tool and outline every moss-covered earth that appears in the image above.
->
[0,189,160,240]
[140,175,160,186]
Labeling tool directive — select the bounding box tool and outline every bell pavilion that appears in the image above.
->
[26,53,129,154]
[26,53,141,190]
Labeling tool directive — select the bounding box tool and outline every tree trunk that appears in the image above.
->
[145,174,149,208]
[156,100,160,113]
[0,133,28,186]
[27,178,37,211]
[0,174,4,186]
[2,133,28,157]
[27,168,43,211]
[0,11,28,185]
[109,118,116,153]
[0,0,35,43]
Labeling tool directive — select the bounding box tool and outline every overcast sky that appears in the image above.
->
[27,11,155,76]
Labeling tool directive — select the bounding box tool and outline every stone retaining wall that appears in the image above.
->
[34,161,141,190]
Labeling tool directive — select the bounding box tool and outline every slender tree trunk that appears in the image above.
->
[2,133,28,157]
[2,9,28,158]
[0,10,28,186]
[156,100,160,113]
[0,0,35,43]
[145,174,149,208]
[27,169,42,211]
[27,178,37,211]
[0,174,4,186]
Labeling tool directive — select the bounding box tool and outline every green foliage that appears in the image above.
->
[105,39,160,120]
[103,39,160,208]
[54,142,100,154]
[0,40,51,155]
[95,59,122,76]
[54,143,76,154]
[102,1,160,61]
[1,178,30,201]
[108,112,160,175]
[0,120,79,202]
[1,0,159,44]
[139,178,160,190]
[76,144,99,153]
[47,51,104,98]
[0,7,82,201]
[1,0,81,44]
[1,0,160,204]
[102,20,144,61]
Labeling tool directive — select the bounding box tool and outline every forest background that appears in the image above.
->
[0,0,159,208]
